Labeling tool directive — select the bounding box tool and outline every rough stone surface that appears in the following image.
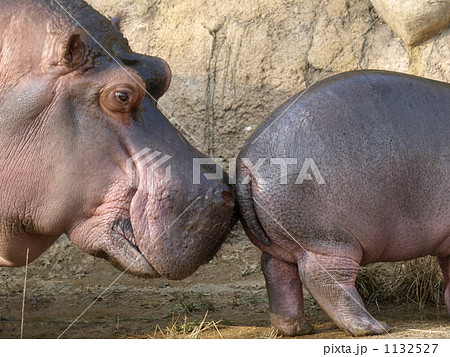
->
[370,0,450,46]
[85,0,449,165]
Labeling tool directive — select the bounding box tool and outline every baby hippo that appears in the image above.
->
[235,71,450,336]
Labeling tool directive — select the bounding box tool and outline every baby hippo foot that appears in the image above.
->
[261,252,313,336]
[299,251,392,336]
[270,313,314,336]
[343,316,390,336]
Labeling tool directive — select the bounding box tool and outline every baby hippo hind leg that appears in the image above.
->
[438,256,450,315]
[298,251,390,336]
[261,252,314,336]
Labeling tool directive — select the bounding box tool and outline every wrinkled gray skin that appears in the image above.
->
[0,0,235,280]
[235,71,450,336]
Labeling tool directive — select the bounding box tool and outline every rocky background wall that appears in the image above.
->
[87,0,449,162]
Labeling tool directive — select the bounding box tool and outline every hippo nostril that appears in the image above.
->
[221,190,235,207]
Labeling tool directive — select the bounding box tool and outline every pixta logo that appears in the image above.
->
[126,148,172,194]
[193,157,325,185]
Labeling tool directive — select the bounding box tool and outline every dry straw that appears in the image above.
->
[356,257,444,309]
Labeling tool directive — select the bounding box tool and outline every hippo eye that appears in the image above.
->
[115,91,130,104]
[100,83,144,125]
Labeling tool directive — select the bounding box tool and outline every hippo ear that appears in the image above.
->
[111,16,122,32]
[110,12,128,33]
[63,34,87,68]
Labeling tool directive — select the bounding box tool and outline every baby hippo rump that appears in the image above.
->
[0,0,235,279]
[235,70,449,336]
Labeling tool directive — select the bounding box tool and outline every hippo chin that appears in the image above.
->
[235,70,450,336]
[0,0,235,280]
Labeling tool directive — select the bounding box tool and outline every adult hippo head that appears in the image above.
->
[0,0,235,279]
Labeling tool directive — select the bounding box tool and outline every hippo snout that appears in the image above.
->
[206,183,235,208]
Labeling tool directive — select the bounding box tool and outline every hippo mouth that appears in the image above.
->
[92,174,238,280]
[107,218,160,278]
[108,213,234,279]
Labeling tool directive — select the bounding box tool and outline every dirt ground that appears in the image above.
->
[0,230,449,339]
